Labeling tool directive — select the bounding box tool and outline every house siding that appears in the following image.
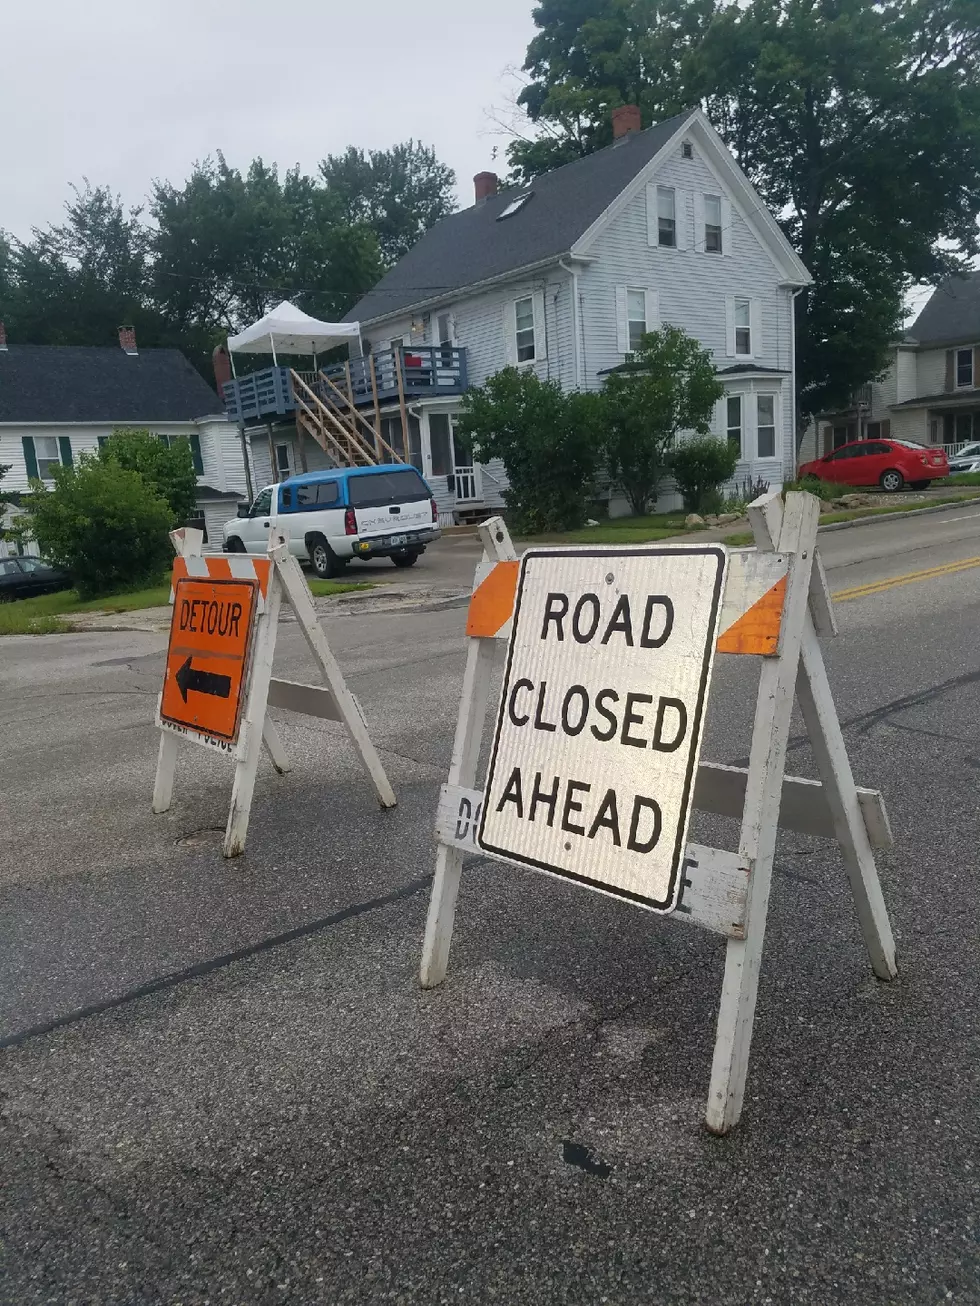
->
[578,146,795,483]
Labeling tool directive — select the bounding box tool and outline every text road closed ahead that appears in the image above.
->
[160,577,259,743]
[479,546,727,912]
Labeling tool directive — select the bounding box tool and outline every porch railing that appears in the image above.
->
[321,344,468,407]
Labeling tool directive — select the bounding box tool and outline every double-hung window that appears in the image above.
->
[515,296,536,362]
[704,195,723,253]
[657,187,676,247]
[34,436,63,480]
[956,348,974,388]
[726,396,743,456]
[756,395,776,458]
[734,298,751,355]
[627,290,648,352]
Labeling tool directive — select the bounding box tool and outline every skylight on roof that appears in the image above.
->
[497,191,533,220]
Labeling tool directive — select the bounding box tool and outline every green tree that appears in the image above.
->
[319,140,457,265]
[458,368,604,532]
[97,428,198,524]
[601,325,723,514]
[2,183,162,348]
[669,433,740,512]
[23,457,174,597]
[509,0,980,429]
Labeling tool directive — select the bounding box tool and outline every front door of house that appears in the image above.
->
[451,424,481,502]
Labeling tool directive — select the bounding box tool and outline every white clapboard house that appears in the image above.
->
[219,106,811,523]
[0,327,248,555]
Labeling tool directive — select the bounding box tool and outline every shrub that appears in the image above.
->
[669,436,740,513]
[783,475,839,502]
[97,427,198,523]
[601,327,723,515]
[457,368,605,532]
[23,456,174,597]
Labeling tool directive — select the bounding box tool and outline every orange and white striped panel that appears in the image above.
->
[170,555,273,609]
[466,550,790,657]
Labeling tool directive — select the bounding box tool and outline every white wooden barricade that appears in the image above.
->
[153,527,396,857]
[420,494,897,1134]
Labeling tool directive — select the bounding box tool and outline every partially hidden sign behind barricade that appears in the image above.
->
[160,575,259,742]
[479,546,728,912]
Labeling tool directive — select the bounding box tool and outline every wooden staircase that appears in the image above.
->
[290,369,404,468]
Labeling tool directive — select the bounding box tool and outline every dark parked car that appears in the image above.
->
[0,556,71,601]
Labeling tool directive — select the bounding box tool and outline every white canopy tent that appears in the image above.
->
[227,300,361,368]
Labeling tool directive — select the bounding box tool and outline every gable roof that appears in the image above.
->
[907,271,980,346]
[0,346,221,424]
[344,111,696,325]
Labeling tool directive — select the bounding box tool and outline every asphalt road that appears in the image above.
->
[1,502,979,1305]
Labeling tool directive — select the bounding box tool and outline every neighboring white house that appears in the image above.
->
[0,327,249,555]
[337,103,812,518]
[800,272,980,463]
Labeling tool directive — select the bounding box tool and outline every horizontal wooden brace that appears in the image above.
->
[267,678,341,722]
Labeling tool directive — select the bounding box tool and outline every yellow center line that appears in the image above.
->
[832,555,980,602]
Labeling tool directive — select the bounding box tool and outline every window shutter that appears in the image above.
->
[881,419,891,439]
[945,350,954,391]
[532,289,547,361]
[22,436,38,479]
[974,346,980,388]
[693,193,705,253]
[58,436,73,467]
[675,190,688,251]
[615,286,629,354]
[721,196,733,255]
[750,298,763,360]
[645,290,660,333]
[97,435,108,449]
[190,433,204,474]
[646,183,658,246]
[725,296,736,357]
[503,300,517,366]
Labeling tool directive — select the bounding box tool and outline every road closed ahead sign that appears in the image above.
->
[478,546,727,912]
[160,576,259,743]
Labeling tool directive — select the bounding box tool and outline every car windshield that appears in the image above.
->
[954,442,980,458]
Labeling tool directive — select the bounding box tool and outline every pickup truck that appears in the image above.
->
[222,464,441,578]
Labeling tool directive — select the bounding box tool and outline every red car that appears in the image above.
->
[799,438,949,491]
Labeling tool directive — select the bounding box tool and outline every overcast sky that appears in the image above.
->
[2,0,538,241]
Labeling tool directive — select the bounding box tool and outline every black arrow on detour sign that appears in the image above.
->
[175,656,232,704]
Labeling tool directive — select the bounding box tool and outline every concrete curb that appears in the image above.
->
[816,496,980,534]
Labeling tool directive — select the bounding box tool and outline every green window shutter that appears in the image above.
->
[58,436,73,467]
[158,434,170,446]
[189,433,204,475]
[22,436,39,479]
[97,435,108,449]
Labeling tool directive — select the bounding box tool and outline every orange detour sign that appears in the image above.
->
[160,576,259,742]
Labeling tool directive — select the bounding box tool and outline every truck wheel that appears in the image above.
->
[308,534,342,578]
[391,552,420,568]
[224,537,245,553]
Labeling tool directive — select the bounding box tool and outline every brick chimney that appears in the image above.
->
[612,104,642,139]
[0,322,6,352]
[212,343,233,393]
[474,171,499,203]
[118,325,138,355]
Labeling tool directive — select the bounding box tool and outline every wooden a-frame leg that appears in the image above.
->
[795,620,897,980]
[420,635,499,988]
[224,575,283,858]
[262,716,292,775]
[705,491,819,1135]
[272,547,397,810]
[152,731,179,813]
[420,514,518,989]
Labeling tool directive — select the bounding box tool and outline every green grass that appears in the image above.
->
[0,574,372,636]
[308,578,374,597]
[725,532,755,548]
[941,472,980,486]
[521,513,688,545]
